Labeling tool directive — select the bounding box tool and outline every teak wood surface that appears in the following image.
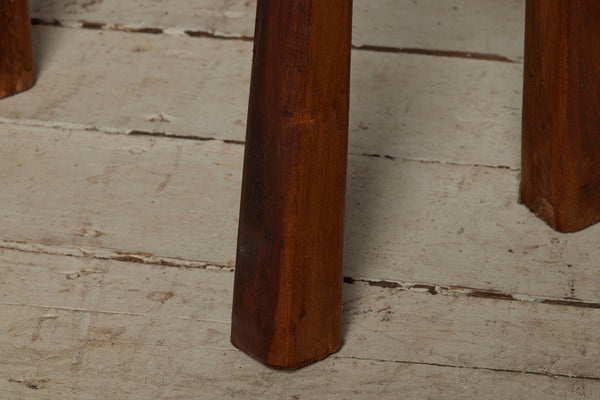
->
[520,0,600,232]
[231,0,353,370]
[0,0,35,99]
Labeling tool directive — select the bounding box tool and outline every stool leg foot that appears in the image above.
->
[0,0,35,99]
[521,0,600,232]
[231,0,353,370]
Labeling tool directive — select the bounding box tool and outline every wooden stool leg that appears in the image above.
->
[520,0,600,232]
[231,0,353,370]
[0,0,35,99]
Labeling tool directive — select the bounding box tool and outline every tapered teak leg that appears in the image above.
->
[520,0,600,232]
[231,0,353,370]
[0,0,35,99]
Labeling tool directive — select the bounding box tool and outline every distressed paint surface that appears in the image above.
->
[1,0,598,397]
[0,26,523,169]
[0,124,242,263]
[2,124,600,303]
[1,250,599,398]
[28,0,526,60]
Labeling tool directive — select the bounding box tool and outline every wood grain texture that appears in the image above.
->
[0,0,35,98]
[231,0,353,370]
[520,0,600,232]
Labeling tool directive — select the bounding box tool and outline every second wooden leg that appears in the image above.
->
[0,0,35,99]
[520,0,600,232]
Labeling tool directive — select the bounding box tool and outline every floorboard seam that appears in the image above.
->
[29,18,520,62]
[343,276,600,310]
[334,356,600,382]
[0,240,234,271]
[0,301,230,324]
[352,152,520,171]
[0,119,519,170]
[3,240,598,310]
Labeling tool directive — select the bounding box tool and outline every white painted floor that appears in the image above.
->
[1,0,599,398]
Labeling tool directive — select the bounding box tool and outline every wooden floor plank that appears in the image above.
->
[5,346,597,400]
[2,124,600,302]
[0,248,232,322]
[1,25,523,168]
[23,26,252,143]
[4,1,595,398]
[4,344,598,400]
[348,49,522,168]
[0,124,242,264]
[352,0,525,62]
[0,250,598,399]
[341,282,600,379]
[344,155,600,303]
[29,0,526,61]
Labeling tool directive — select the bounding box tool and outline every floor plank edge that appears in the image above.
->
[29,17,520,62]
[333,356,600,382]
[0,118,517,171]
[0,117,244,146]
[344,276,600,310]
[4,240,598,310]
[0,240,234,271]
[350,152,521,172]
[0,301,230,324]
[352,44,519,64]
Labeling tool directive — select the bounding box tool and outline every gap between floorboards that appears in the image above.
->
[2,240,598,311]
[29,17,522,63]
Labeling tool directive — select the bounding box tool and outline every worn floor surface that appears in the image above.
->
[1,0,599,398]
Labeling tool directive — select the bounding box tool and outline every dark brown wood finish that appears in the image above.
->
[0,0,35,99]
[231,0,352,370]
[520,0,600,232]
